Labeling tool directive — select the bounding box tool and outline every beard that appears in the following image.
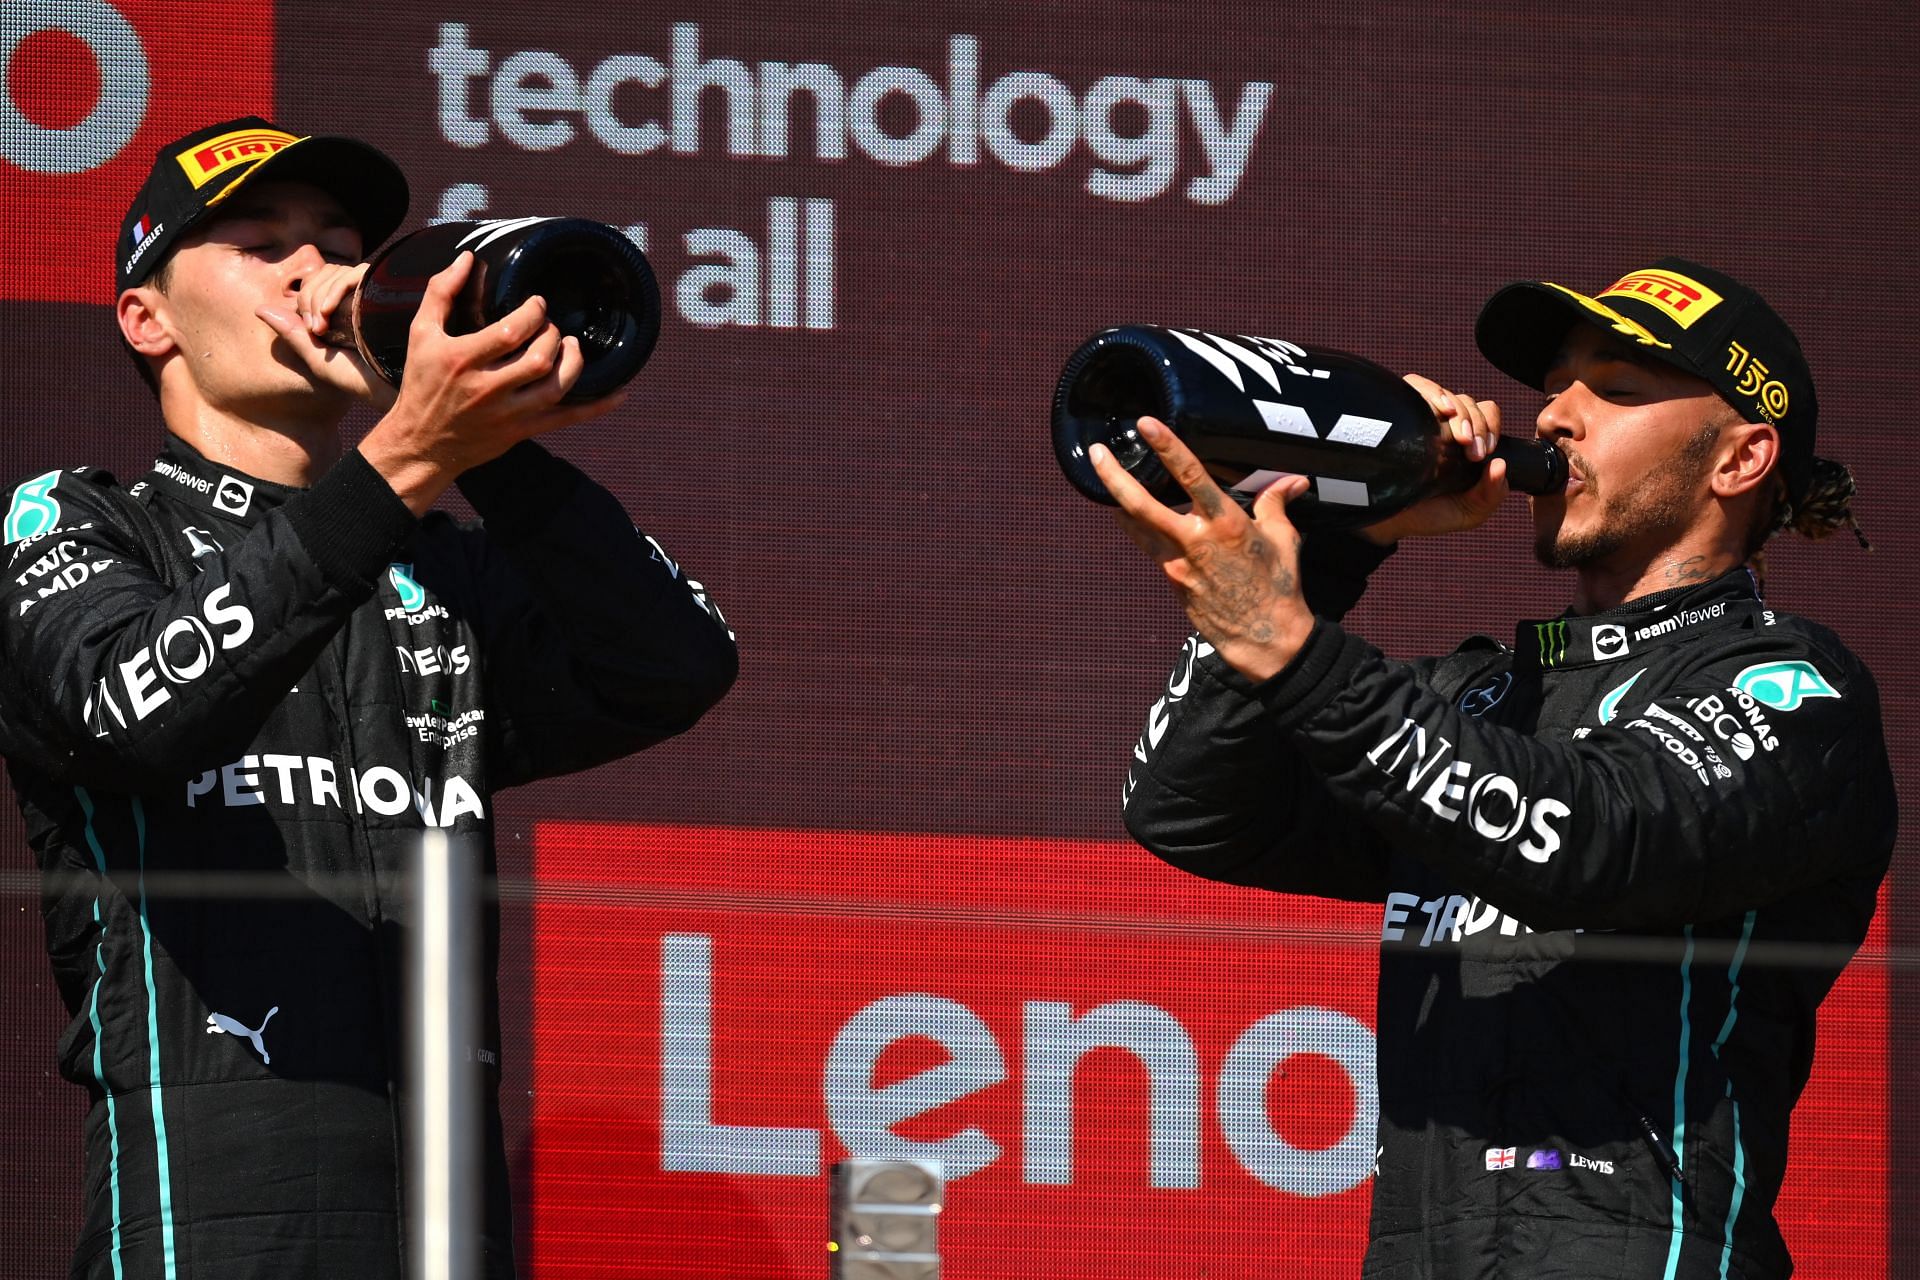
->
[1534,425,1721,570]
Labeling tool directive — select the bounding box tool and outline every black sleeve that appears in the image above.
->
[453,442,738,787]
[1256,620,1897,931]
[0,455,414,789]
[1296,526,1397,622]
[1122,530,1397,902]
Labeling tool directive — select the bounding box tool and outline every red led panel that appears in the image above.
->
[528,822,1888,1277]
[1,0,273,304]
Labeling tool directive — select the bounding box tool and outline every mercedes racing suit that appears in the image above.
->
[0,434,738,1279]
[1123,536,1894,1279]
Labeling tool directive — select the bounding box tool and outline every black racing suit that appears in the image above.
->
[0,434,738,1279]
[1123,536,1895,1279]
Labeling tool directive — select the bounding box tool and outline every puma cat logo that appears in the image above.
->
[206,1006,278,1064]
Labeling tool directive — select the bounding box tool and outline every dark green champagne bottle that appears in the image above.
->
[344,217,661,404]
[1053,325,1565,528]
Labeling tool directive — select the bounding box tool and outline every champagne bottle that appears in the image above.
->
[1052,325,1566,529]
[342,217,662,404]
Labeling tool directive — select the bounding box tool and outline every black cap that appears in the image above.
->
[117,116,408,294]
[1475,258,1818,504]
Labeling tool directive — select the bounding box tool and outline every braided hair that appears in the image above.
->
[1783,457,1869,548]
[1745,457,1867,591]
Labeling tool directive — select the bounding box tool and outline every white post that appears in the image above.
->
[829,1158,943,1278]
[412,829,479,1280]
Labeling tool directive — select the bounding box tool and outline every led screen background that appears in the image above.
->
[1,1,1915,1275]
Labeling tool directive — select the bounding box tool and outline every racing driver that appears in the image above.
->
[1101,259,1894,1277]
[0,118,738,1278]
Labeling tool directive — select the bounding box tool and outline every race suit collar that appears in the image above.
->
[1516,570,1764,672]
[142,433,300,525]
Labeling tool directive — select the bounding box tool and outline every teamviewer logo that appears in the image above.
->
[1591,624,1630,661]
[214,475,254,516]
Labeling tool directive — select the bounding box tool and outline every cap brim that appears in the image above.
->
[1474,280,1685,390]
[202,135,409,252]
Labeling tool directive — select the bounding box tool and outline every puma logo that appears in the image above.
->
[206,1007,278,1064]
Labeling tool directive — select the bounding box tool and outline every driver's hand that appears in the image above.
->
[1358,374,1509,544]
[256,261,396,408]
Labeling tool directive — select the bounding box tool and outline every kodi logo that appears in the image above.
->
[0,0,272,302]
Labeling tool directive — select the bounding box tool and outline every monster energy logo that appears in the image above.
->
[1534,620,1570,668]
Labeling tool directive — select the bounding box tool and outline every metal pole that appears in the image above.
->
[829,1158,943,1278]
[412,830,479,1280]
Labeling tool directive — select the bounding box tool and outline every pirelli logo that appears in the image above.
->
[1598,269,1724,329]
[175,128,300,188]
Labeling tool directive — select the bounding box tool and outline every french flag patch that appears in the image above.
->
[130,214,151,247]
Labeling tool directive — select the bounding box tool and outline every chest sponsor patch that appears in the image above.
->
[1597,668,1647,725]
[385,563,454,623]
[11,537,119,614]
[213,475,255,516]
[1381,890,1536,947]
[389,563,428,613]
[82,584,256,735]
[1590,623,1629,660]
[4,470,63,544]
[1458,671,1513,718]
[1733,660,1838,712]
[184,752,486,828]
[1366,718,1572,864]
[1632,600,1728,643]
[182,526,224,560]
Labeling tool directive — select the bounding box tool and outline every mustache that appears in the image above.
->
[1556,444,1591,484]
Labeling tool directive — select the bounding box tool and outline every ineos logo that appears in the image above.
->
[0,1,149,175]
